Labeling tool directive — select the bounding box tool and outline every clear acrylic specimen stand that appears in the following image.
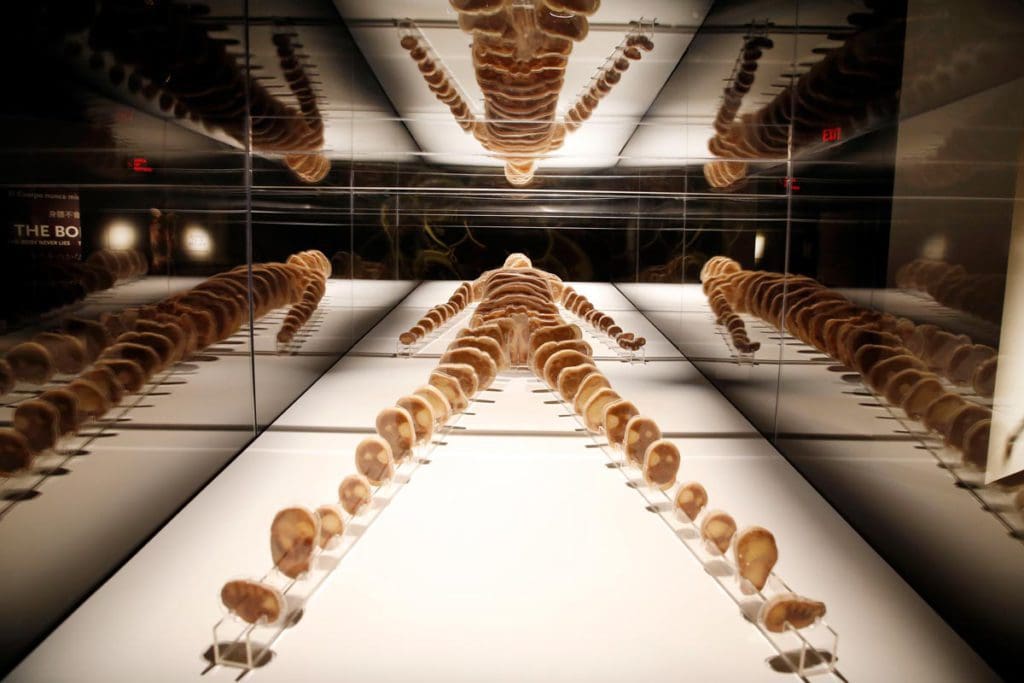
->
[210,413,464,673]
[532,379,842,679]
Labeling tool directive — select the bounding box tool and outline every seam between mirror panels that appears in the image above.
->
[243,0,257,436]
[770,0,800,444]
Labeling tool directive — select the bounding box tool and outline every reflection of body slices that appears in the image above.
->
[38,388,80,436]
[923,392,966,435]
[64,317,110,362]
[759,593,826,633]
[543,349,593,389]
[962,419,990,469]
[375,407,415,464]
[448,336,509,371]
[220,579,286,625]
[270,507,319,579]
[0,428,34,474]
[946,404,990,451]
[0,359,14,395]
[315,505,345,548]
[947,344,995,385]
[96,358,146,393]
[128,331,176,372]
[100,342,161,379]
[13,399,62,453]
[136,320,187,363]
[972,357,997,398]
[355,435,396,485]
[623,415,660,467]
[33,333,88,374]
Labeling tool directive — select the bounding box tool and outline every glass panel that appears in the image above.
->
[772,1,1024,677]
[0,0,253,671]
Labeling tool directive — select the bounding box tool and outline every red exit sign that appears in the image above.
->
[822,127,842,143]
[130,157,153,173]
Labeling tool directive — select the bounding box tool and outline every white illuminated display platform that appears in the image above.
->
[7,280,996,682]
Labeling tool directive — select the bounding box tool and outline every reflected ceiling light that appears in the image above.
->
[74,5,329,184]
[922,234,947,261]
[104,220,137,250]
[183,224,213,258]
[754,232,766,263]
[400,3,654,186]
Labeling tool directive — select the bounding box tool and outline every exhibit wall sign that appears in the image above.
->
[4,189,82,262]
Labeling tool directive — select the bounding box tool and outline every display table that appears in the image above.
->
[7,282,995,681]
